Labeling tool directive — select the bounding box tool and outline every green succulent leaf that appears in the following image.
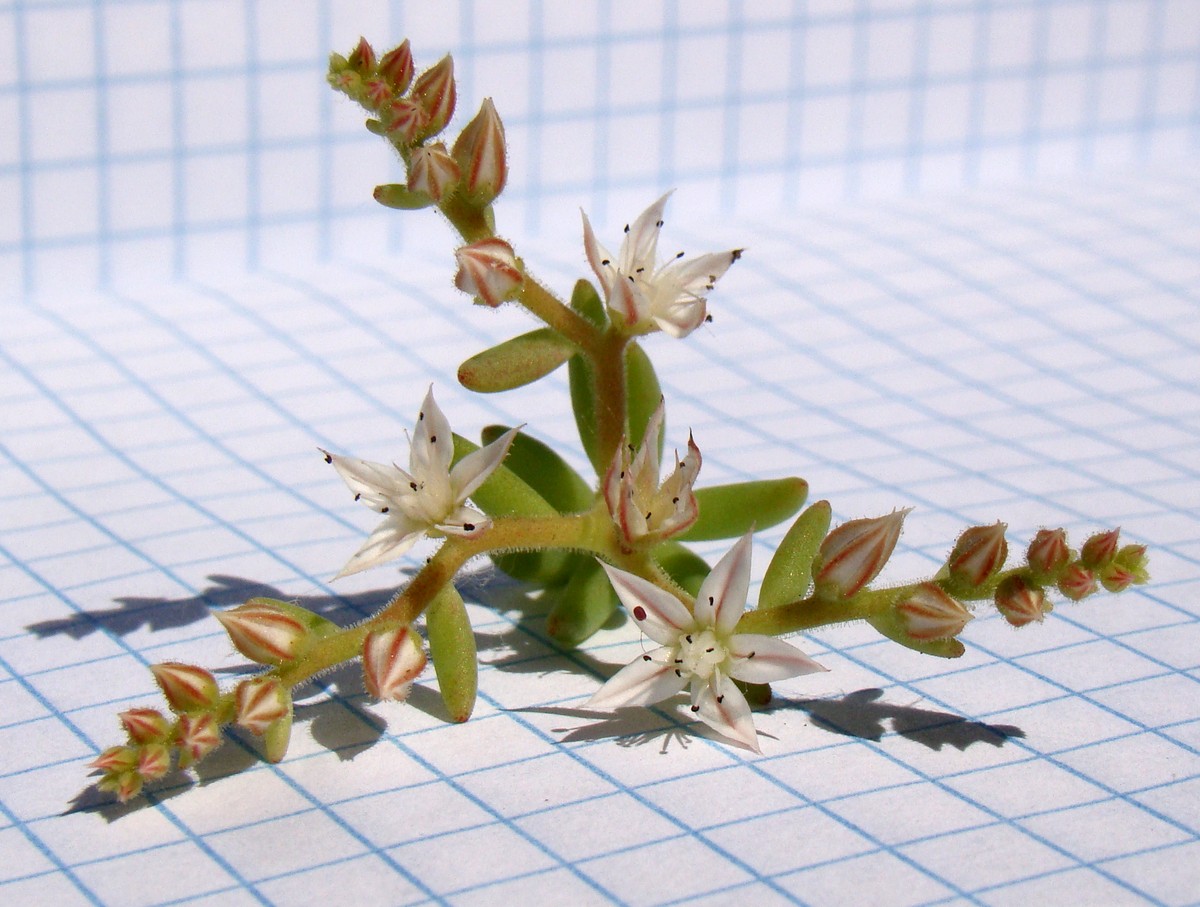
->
[760,500,832,609]
[679,477,809,542]
[480,426,594,513]
[625,341,663,459]
[373,183,435,209]
[866,612,965,659]
[425,584,478,722]
[653,541,711,596]
[458,328,576,394]
[545,557,620,647]
[570,278,606,327]
[451,435,559,519]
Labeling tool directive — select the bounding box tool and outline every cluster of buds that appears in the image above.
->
[994,527,1148,626]
[89,662,292,803]
[329,37,507,208]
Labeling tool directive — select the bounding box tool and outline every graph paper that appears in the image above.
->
[3,2,1199,905]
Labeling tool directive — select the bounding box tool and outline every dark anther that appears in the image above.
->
[645,511,652,520]
[674,658,683,664]
[634,606,647,621]
[635,267,645,274]
[708,596,714,606]
[717,695,725,703]
[675,251,684,259]
[685,634,693,643]
[381,507,390,513]
[690,705,700,712]
[732,249,743,261]
[601,258,610,265]
[624,224,630,233]
[705,314,713,323]
[748,651,756,658]
[430,435,437,443]
[656,220,663,227]
[675,669,683,677]
[463,523,475,532]
[705,648,714,653]
[419,411,424,420]
[643,654,652,662]
[354,493,361,501]
[323,453,332,463]
[410,481,418,490]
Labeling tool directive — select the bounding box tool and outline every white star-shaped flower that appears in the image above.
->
[322,388,517,578]
[582,192,742,338]
[589,533,827,751]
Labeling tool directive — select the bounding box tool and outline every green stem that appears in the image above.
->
[592,328,631,470]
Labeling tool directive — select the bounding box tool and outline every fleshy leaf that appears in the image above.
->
[458,328,576,393]
[678,477,809,542]
[480,426,594,513]
[568,280,608,475]
[425,584,477,722]
[571,278,606,327]
[545,557,620,647]
[625,341,663,461]
[450,435,558,519]
[373,183,435,209]
[480,426,587,584]
[759,500,832,608]
[653,541,710,596]
[866,610,966,659]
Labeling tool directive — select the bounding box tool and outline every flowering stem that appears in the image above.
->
[592,328,631,469]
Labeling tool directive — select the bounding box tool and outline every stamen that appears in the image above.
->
[633,606,647,621]
[430,435,437,443]
[642,654,651,662]
[690,705,700,712]
[674,251,684,259]
[323,453,332,463]
[717,695,725,703]
[601,258,610,265]
[410,482,418,490]
[705,648,714,653]
[656,220,664,228]
[381,507,390,513]
[463,523,475,532]
[354,493,361,501]
[624,224,630,233]
[685,634,693,643]
[675,669,683,677]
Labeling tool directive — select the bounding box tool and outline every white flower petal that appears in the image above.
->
[581,210,614,292]
[450,425,518,500]
[334,516,423,578]
[620,191,672,273]
[410,387,454,476]
[695,532,753,634]
[323,450,410,503]
[435,505,490,537]
[661,249,740,296]
[693,673,760,752]
[609,272,644,327]
[727,634,828,683]
[588,647,687,708]
[652,301,707,339]
[600,562,695,647]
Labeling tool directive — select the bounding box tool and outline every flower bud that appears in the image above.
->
[234,677,291,736]
[454,237,523,308]
[346,37,376,75]
[895,582,973,640]
[452,97,507,204]
[814,509,909,599]
[1100,564,1136,593]
[215,601,309,666]
[1113,543,1149,584]
[136,743,171,782]
[1080,529,1120,569]
[1057,563,1098,601]
[379,39,414,93]
[119,707,172,744]
[98,770,143,803]
[994,575,1049,627]
[175,712,221,768]
[363,625,427,702]
[1027,528,1070,577]
[407,142,460,202]
[150,663,219,713]
[946,522,1008,589]
[411,54,456,137]
[384,98,428,146]
[90,745,138,773]
[362,78,392,108]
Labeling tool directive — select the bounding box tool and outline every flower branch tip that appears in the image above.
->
[814,509,909,599]
[363,626,427,701]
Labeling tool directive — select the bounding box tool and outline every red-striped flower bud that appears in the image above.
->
[379,39,414,93]
[150,663,220,713]
[1112,543,1149,585]
[363,78,391,107]
[946,522,1008,588]
[136,743,171,782]
[412,54,456,137]
[815,510,909,599]
[98,770,143,803]
[1057,563,1098,601]
[384,98,428,146]
[407,142,460,202]
[1100,564,1136,593]
[89,745,138,773]
[175,712,221,767]
[346,37,376,75]
[119,708,172,744]
[1027,528,1070,577]
[994,575,1049,627]
[454,237,523,308]
[452,97,507,204]
[363,626,427,702]
[896,583,973,640]
[1080,529,1120,569]
[215,601,309,666]
[234,677,291,736]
